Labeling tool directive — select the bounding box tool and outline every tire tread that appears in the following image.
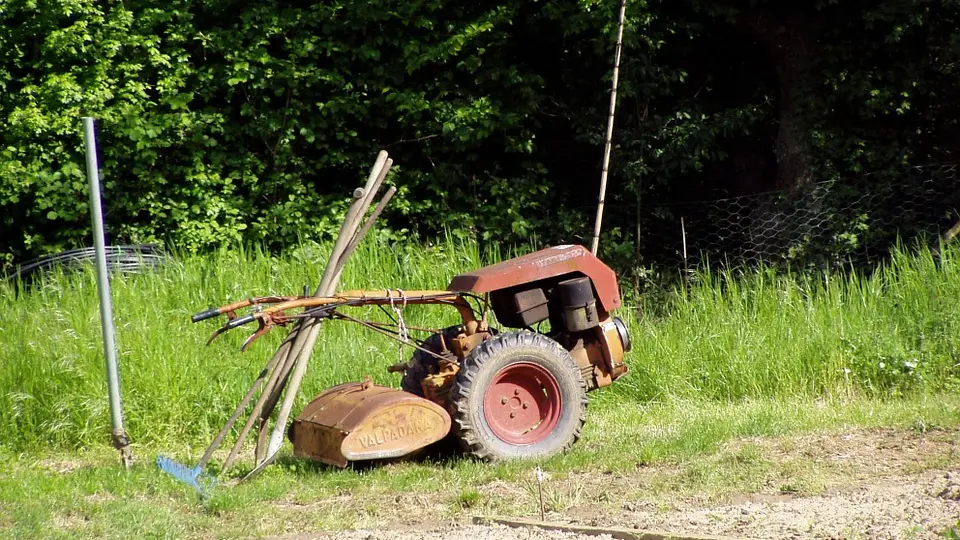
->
[451,331,588,461]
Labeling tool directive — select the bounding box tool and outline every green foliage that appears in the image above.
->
[0,1,559,262]
[591,0,960,269]
[812,0,960,176]
[0,1,957,268]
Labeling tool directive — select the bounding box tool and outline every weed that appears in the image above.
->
[455,489,482,509]
[941,520,960,539]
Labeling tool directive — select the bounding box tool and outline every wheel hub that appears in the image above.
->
[482,362,562,445]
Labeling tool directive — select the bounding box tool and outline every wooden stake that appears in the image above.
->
[681,217,690,285]
[590,0,628,255]
[474,516,737,540]
[932,218,960,258]
[249,152,391,477]
[944,219,960,244]
[222,334,295,472]
[219,151,390,474]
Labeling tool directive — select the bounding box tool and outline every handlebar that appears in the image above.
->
[191,308,221,323]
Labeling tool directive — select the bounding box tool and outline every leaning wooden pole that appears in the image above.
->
[247,186,369,465]
[221,334,296,472]
[218,152,391,475]
[242,154,392,478]
[262,158,391,448]
[590,0,628,256]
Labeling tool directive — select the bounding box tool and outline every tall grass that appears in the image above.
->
[617,244,960,402]
[0,238,493,450]
[1,238,958,451]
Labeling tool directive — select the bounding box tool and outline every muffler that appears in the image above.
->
[288,380,451,468]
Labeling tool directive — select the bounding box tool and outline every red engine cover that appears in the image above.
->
[447,244,621,313]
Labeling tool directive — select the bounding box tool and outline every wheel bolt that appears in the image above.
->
[522,402,529,409]
[501,397,507,405]
[514,389,520,396]
[509,412,517,419]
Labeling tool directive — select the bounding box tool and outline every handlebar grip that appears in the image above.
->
[191,308,221,323]
[227,314,256,329]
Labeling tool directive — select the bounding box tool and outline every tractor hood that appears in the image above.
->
[447,244,621,313]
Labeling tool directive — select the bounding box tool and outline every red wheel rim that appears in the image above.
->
[482,362,562,445]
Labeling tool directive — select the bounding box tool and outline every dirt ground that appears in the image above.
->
[283,428,960,540]
[614,468,960,539]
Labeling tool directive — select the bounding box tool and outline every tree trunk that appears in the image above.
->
[734,9,819,262]
[737,9,816,192]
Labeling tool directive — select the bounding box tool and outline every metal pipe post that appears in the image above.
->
[83,117,132,467]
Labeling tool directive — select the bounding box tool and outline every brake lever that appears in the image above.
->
[240,319,272,352]
[205,324,231,346]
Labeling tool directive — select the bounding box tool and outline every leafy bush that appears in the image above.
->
[1,1,957,271]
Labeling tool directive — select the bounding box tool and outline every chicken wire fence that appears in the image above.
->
[636,163,960,271]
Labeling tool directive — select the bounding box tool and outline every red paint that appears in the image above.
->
[447,245,621,312]
[482,362,562,445]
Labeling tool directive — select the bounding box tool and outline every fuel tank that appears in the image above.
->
[288,380,451,468]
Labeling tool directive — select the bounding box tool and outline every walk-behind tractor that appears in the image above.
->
[157,153,630,491]
[202,244,629,467]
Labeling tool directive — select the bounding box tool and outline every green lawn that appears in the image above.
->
[3,393,958,539]
[2,239,960,538]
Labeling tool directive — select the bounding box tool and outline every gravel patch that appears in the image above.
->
[283,523,614,540]
[620,469,960,539]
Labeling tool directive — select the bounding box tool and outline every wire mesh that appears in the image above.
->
[6,244,171,281]
[638,164,960,270]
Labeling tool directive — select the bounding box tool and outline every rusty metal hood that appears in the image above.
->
[447,245,621,312]
[289,381,451,468]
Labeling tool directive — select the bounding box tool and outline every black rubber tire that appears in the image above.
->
[450,331,587,461]
[400,326,463,397]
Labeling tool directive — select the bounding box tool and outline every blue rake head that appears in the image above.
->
[156,455,216,496]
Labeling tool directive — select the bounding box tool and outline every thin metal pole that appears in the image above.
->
[590,0,628,255]
[681,216,690,288]
[83,117,132,468]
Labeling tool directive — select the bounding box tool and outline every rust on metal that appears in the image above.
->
[205,290,480,350]
[419,329,495,406]
[191,295,305,323]
[239,320,274,352]
[447,245,622,312]
[567,338,607,391]
[186,243,629,476]
[421,359,460,405]
[259,290,476,331]
[451,330,491,358]
[597,316,628,380]
[289,381,451,468]
[562,317,627,391]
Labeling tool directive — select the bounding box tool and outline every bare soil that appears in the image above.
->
[280,428,960,540]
